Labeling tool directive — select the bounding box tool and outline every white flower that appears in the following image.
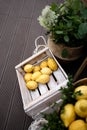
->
[42,6,50,16]
[38,5,58,30]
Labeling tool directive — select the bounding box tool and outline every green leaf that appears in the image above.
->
[67,21,72,28]
[64,35,69,42]
[65,0,81,13]
[59,22,64,29]
[61,49,68,58]
[51,3,58,12]
[72,90,83,99]
[71,0,81,12]
[78,23,87,38]
[56,30,63,34]
[81,7,87,19]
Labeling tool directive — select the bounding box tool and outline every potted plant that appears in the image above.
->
[38,0,87,61]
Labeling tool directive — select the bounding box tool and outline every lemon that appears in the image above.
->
[24,64,33,73]
[33,65,40,72]
[24,73,32,82]
[26,81,38,90]
[41,67,52,75]
[47,58,58,71]
[75,99,87,118]
[60,104,76,127]
[69,119,87,130]
[31,71,41,81]
[86,122,87,128]
[36,74,50,84]
[74,85,87,100]
[40,60,48,69]
[86,117,87,122]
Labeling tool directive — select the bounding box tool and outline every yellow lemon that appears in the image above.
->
[36,74,50,84]
[40,60,48,69]
[41,67,52,75]
[69,119,87,130]
[60,104,76,127]
[75,99,87,118]
[74,85,87,100]
[24,64,33,73]
[26,81,38,90]
[33,65,40,72]
[86,117,87,123]
[47,57,58,71]
[24,73,32,82]
[86,122,87,128]
[31,71,41,81]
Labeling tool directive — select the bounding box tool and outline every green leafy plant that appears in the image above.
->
[59,76,82,107]
[41,111,66,130]
[38,0,87,47]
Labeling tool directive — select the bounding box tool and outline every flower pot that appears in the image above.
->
[47,37,84,62]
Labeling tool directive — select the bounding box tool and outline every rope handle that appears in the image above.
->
[33,36,47,54]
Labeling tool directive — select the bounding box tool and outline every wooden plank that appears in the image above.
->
[0,0,12,15]
[30,89,40,100]
[48,75,58,89]
[0,17,18,80]
[53,68,67,83]
[0,18,32,130]
[21,0,36,18]
[9,0,24,17]
[0,14,7,36]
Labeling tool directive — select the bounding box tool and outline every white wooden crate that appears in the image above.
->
[15,46,68,119]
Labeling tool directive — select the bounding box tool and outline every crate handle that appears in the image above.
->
[33,36,47,54]
[35,36,46,47]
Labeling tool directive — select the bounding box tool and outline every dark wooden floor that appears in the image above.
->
[0,0,87,130]
[0,0,62,130]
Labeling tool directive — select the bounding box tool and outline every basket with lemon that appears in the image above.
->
[15,46,68,118]
[40,77,87,130]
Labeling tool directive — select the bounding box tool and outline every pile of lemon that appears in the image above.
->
[60,85,87,130]
[23,57,58,90]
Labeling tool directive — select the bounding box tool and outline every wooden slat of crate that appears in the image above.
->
[15,47,49,69]
[29,89,40,100]
[53,68,66,83]
[16,70,32,108]
[38,83,48,95]
[48,75,58,89]
[25,90,63,117]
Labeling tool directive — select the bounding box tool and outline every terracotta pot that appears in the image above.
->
[47,37,84,61]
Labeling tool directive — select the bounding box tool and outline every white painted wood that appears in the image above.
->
[53,68,66,83]
[16,70,32,109]
[48,75,57,90]
[30,89,40,100]
[15,48,68,119]
[15,47,49,69]
[38,83,48,95]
